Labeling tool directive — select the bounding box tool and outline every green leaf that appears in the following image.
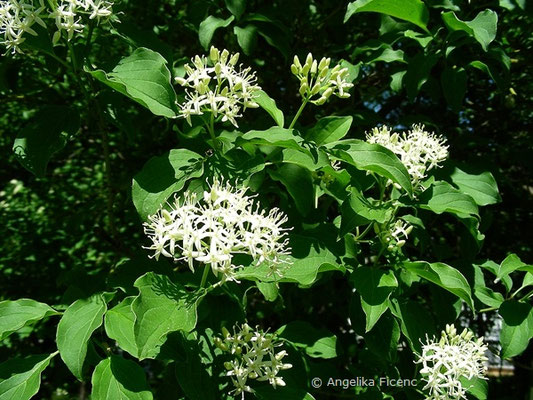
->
[442,10,498,51]
[198,16,235,50]
[277,321,337,359]
[89,48,178,118]
[496,254,527,281]
[13,106,80,177]
[0,353,57,400]
[404,29,433,47]
[280,148,330,171]
[234,25,258,55]
[474,286,504,308]
[132,149,204,220]
[56,294,107,380]
[132,272,204,360]
[389,299,435,353]
[365,314,400,362]
[269,164,314,216]
[499,300,533,359]
[340,189,393,236]
[345,0,430,32]
[235,234,342,286]
[404,261,474,309]
[256,282,279,302]
[351,267,398,332]
[91,356,153,400]
[306,116,353,145]
[104,297,138,357]
[174,334,217,400]
[441,67,467,112]
[237,127,305,152]
[450,167,501,206]
[0,299,59,341]
[326,139,413,194]
[461,376,488,400]
[405,52,438,100]
[254,90,284,127]
[478,260,513,293]
[418,181,479,218]
[225,0,246,18]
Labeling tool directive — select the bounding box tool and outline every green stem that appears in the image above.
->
[200,265,211,288]
[205,114,219,151]
[288,97,309,129]
[480,306,499,313]
[354,223,373,241]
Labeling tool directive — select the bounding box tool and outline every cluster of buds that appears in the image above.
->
[50,0,115,44]
[290,53,353,105]
[175,46,261,127]
[378,219,413,250]
[0,0,46,54]
[215,323,292,398]
[143,180,291,283]
[366,125,449,188]
[417,324,488,400]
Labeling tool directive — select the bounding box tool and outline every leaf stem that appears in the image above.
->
[288,97,309,129]
[200,265,211,288]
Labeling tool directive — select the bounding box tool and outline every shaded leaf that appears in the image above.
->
[345,0,430,32]
[104,297,138,357]
[89,48,178,118]
[306,116,353,146]
[277,321,337,359]
[418,181,479,218]
[404,261,474,309]
[132,273,204,360]
[499,300,533,359]
[56,294,107,380]
[199,16,235,50]
[132,149,204,220]
[13,106,80,177]
[91,356,153,400]
[254,90,284,127]
[442,10,498,51]
[0,353,57,400]
[269,164,314,216]
[0,299,59,341]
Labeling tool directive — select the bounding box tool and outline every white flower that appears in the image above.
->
[0,0,46,54]
[50,0,115,44]
[366,124,449,187]
[382,219,412,250]
[417,324,488,400]
[215,323,292,398]
[290,53,353,105]
[175,47,261,127]
[143,179,291,283]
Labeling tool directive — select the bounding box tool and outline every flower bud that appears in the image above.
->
[174,77,187,86]
[299,82,309,97]
[310,60,318,75]
[222,327,230,338]
[224,361,234,370]
[310,83,321,95]
[221,49,229,62]
[318,57,330,71]
[229,52,240,65]
[293,55,302,69]
[290,64,299,75]
[214,62,222,75]
[305,52,313,67]
[322,87,333,99]
[210,46,219,61]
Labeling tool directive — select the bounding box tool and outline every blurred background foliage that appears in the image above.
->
[0,0,531,398]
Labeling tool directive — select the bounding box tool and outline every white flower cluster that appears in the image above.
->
[0,0,115,54]
[215,323,292,398]
[0,0,46,54]
[417,324,488,400]
[175,47,261,127]
[366,125,449,187]
[381,219,412,250]
[143,180,291,283]
[290,53,353,105]
[50,0,115,44]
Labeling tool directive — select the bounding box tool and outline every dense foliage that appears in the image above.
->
[0,0,531,399]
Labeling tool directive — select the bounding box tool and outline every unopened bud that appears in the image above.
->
[214,63,222,75]
[229,52,240,65]
[310,60,317,75]
[290,64,299,75]
[210,46,219,61]
[322,87,333,99]
[310,83,321,95]
[299,82,309,97]
[224,361,233,370]
[221,49,229,62]
[293,55,302,69]
[305,52,313,67]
